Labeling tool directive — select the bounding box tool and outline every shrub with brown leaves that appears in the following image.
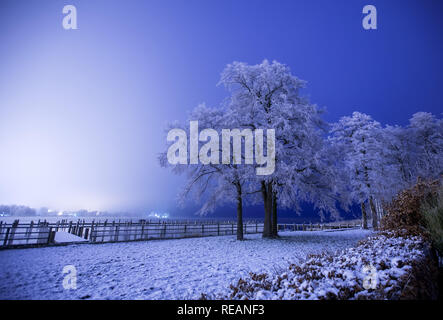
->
[380,177,441,237]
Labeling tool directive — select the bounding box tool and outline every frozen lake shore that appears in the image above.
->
[0,229,371,300]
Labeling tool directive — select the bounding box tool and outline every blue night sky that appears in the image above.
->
[0,0,442,220]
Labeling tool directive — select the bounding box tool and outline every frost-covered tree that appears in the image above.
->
[407,112,443,179]
[379,112,443,200]
[158,104,256,240]
[330,112,384,230]
[376,124,420,207]
[381,125,415,188]
[219,60,343,237]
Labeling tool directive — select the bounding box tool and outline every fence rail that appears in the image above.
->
[0,219,361,249]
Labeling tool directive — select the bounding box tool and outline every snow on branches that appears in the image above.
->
[159,59,443,233]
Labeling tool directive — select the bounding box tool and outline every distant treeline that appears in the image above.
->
[0,205,36,216]
[0,205,147,218]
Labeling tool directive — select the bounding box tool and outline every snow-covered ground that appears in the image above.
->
[0,229,371,300]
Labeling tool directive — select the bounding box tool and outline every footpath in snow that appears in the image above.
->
[0,229,371,300]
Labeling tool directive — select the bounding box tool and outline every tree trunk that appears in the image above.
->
[262,181,272,238]
[235,183,244,240]
[361,202,368,229]
[271,192,278,237]
[369,196,378,231]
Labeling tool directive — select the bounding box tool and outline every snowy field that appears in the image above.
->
[0,229,371,300]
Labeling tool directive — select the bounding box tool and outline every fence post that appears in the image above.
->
[217,223,220,236]
[146,221,150,239]
[124,222,129,241]
[114,225,119,242]
[47,227,55,244]
[91,221,95,242]
[141,221,145,240]
[3,228,10,246]
[102,221,107,242]
[162,224,167,238]
[26,221,34,244]
[8,220,19,246]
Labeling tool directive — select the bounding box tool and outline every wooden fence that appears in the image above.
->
[0,220,54,247]
[0,219,263,248]
[278,222,361,232]
[0,219,361,249]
